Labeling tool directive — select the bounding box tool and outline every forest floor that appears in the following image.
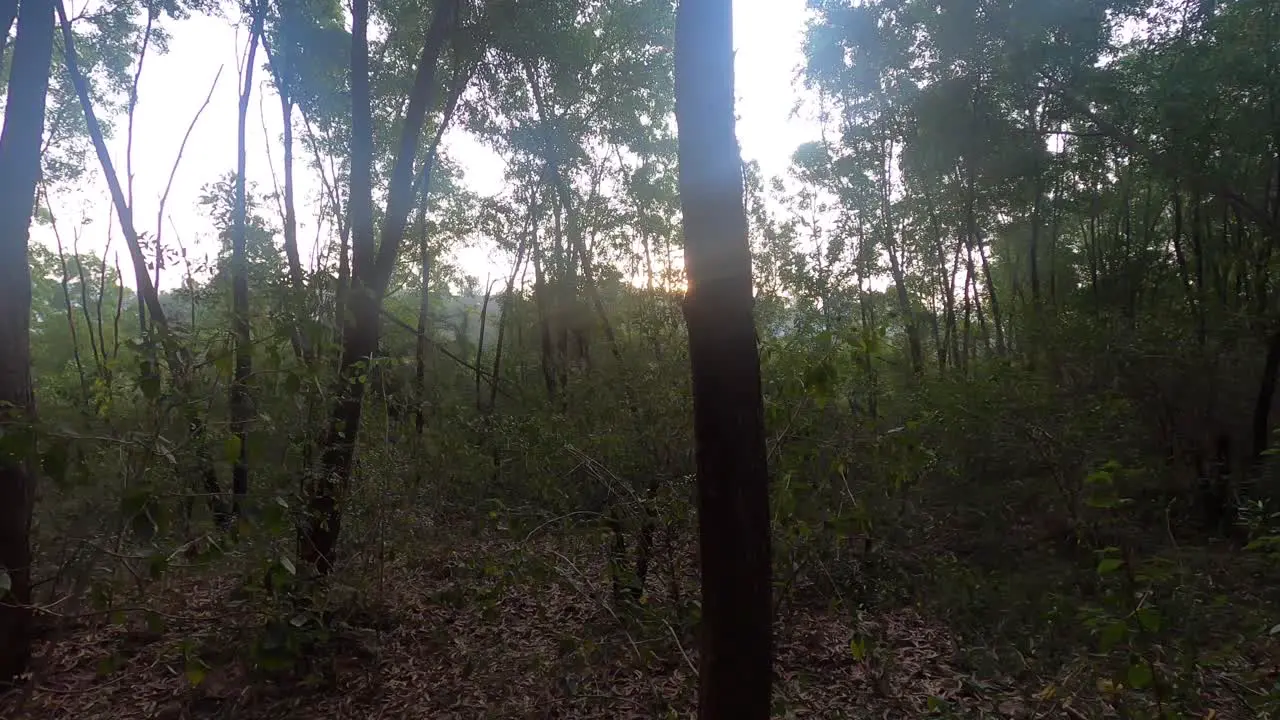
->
[0,522,1272,719]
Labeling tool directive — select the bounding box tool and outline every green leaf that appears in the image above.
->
[1127,663,1153,690]
[1097,558,1124,574]
[849,636,867,662]
[1099,621,1128,652]
[1136,608,1161,633]
[185,659,206,687]
[280,556,296,576]
[223,435,242,464]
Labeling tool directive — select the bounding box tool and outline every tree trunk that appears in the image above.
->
[0,0,54,685]
[966,171,1003,355]
[881,134,921,376]
[532,241,558,400]
[1251,329,1280,466]
[301,0,458,574]
[489,197,536,412]
[413,203,432,443]
[886,241,922,376]
[58,0,228,509]
[674,1,772,717]
[230,7,264,516]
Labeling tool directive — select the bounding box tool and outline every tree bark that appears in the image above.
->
[0,0,54,684]
[300,0,458,575]
[262,37,309,362]
[675,1,772,717]
[532,240,558,400]
[230,6,264,516]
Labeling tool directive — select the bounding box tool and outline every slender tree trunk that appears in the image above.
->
[489,198,536,412]
[675,1,771,716]
[263,35,310,363]
[961,258,973,373]
[0,0,54,684]
[1171,185,1194,315]
[947,235,963,368]
[230,6,264,516]
[1028,171,1043,308]
[301,0,458,574]
[413,204,432,441]
[881,135,922,376]
[1192,194,1208,346]
[532,241,558,400]
[886,242,921,376]
[51,215,89,402]
[59,0,231,525]
[976,239,1001,349]
[474,279,497,410]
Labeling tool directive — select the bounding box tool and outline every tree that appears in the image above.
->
[0,0,56,685]
[230,0,266,516]
[300,0,462,574]
[674,0,772,717]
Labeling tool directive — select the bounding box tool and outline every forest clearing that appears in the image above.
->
[3,0,1280,717]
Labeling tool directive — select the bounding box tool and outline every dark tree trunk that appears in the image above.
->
[0,0,54,685]
[1251,330,1280,466]
[886,242,922,376]
[230,7,264,515]
[301,0,458,574]
[674,1,772,717]
[532,242,558,400]
[1192,194,1208,346]
[1171,185,1194,316]
[474,279,497,411]
[413,204,432,442]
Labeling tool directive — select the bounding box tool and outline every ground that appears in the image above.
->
[0,525,1270,719]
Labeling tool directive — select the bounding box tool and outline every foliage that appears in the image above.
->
[4,0,1280,717]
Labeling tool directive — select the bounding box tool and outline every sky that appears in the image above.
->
[37,0,822,293]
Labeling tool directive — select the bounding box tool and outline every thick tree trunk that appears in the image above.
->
[230,7,264,516]
[0,0,54,685]
[674,1,772,717]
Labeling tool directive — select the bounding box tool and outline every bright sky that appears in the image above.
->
[37,0,820,292]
